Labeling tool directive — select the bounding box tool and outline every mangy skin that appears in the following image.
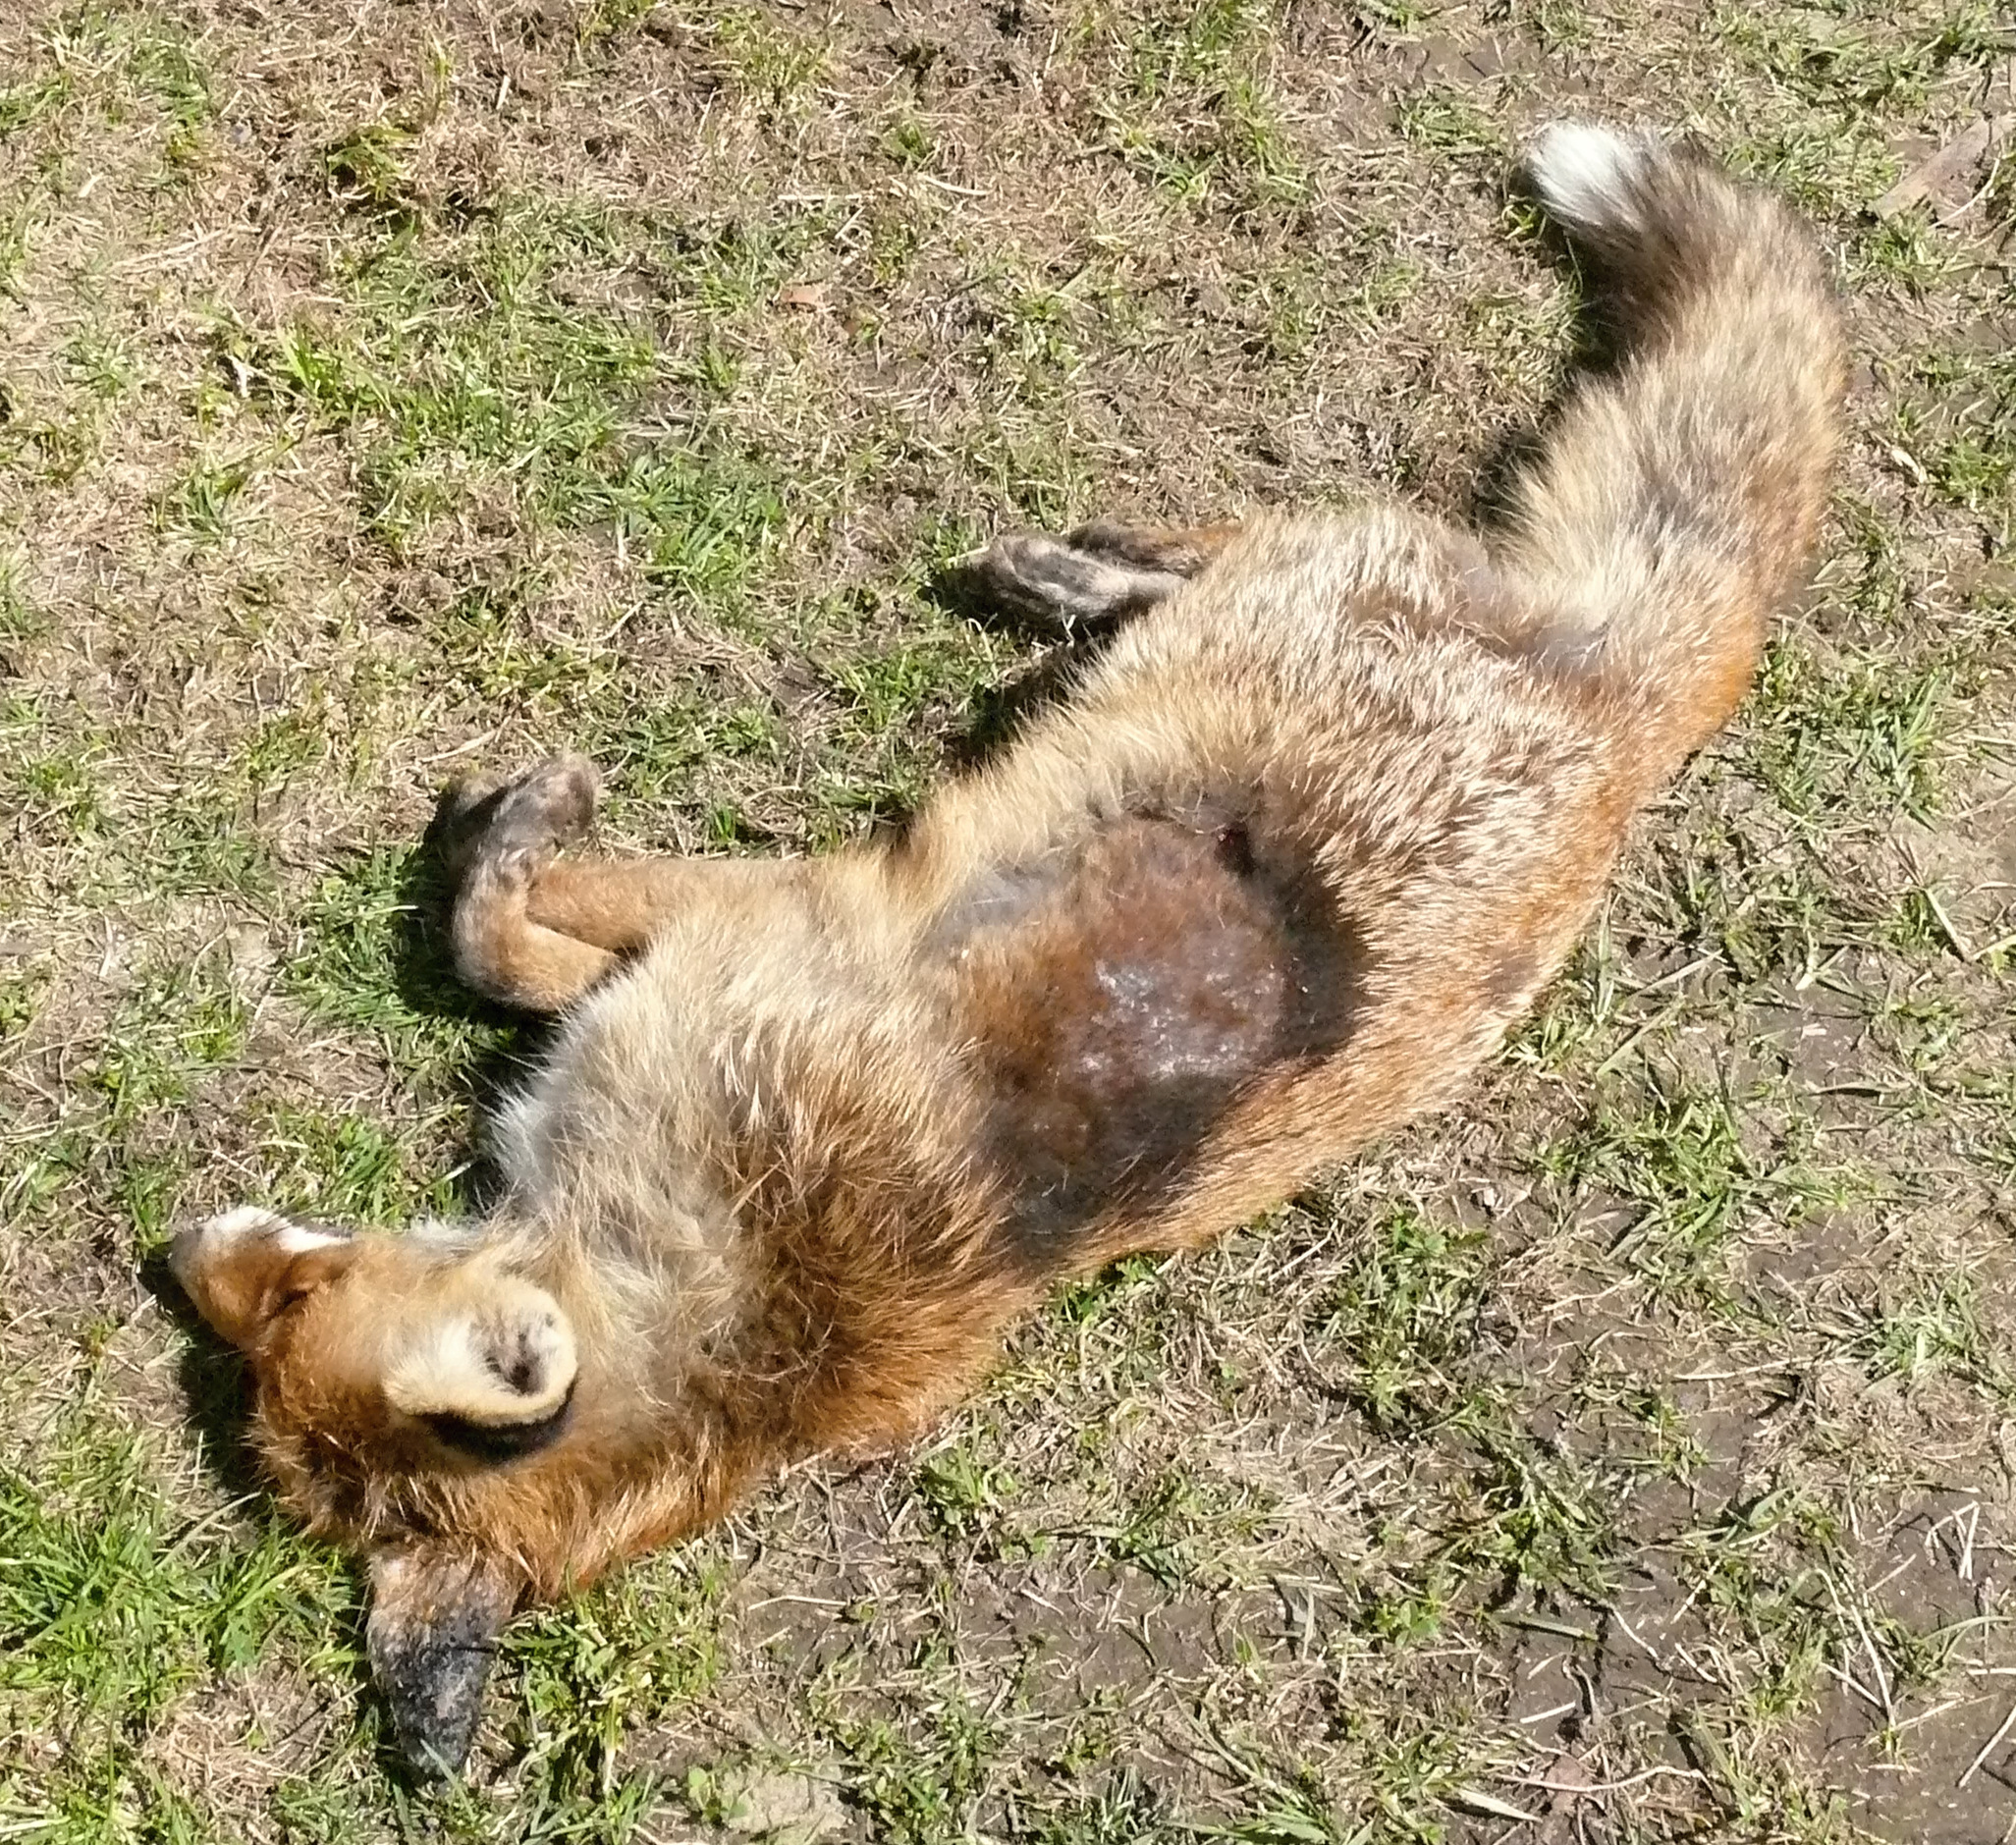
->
[170,126,1847,1775]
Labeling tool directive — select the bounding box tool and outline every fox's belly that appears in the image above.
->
[949,808,1354,1244]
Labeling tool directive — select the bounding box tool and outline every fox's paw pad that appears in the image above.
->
[435,755,600,880]
[952,532,1184,634]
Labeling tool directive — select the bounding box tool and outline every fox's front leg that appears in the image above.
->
[436,755,704,1013]
[434,755,617,1011]
[956,518,1241,632]
[435,755,786,1012]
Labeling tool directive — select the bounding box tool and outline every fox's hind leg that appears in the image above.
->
[1064,519,1243,575]
[956,518,1240,632]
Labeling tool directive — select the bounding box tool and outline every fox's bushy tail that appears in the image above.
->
[1497,124,1846,789]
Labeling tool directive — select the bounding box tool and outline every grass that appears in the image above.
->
[0,0,2013,1839]
[0,1412,355,1839]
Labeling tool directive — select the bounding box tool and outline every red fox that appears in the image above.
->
[172,125,1844,1775]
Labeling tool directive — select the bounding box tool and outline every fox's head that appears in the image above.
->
[170,1206,582,1776]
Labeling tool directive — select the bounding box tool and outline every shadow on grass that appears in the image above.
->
[927,567,1116,777]
[1467,179,1647,532]
[145,1265,270,1502]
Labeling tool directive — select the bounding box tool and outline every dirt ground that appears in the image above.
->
[2,0,2014,1839]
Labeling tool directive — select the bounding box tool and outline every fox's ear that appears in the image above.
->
[383,1270,577,1434]
[366,1545,519,1778]
[169,1207,356,1348]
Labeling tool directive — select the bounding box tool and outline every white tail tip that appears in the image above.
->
[1526,121,1662,233]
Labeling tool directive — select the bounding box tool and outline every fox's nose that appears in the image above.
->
[168,1204,283,1306]
[167,1207,354,1346]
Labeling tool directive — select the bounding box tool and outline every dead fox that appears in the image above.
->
[172,125,1844,1775]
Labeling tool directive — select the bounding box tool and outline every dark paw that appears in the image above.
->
[431,755,600,883]
[948,533,1185,636]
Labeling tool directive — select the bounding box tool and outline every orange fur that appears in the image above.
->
[171,128,1846,1773]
